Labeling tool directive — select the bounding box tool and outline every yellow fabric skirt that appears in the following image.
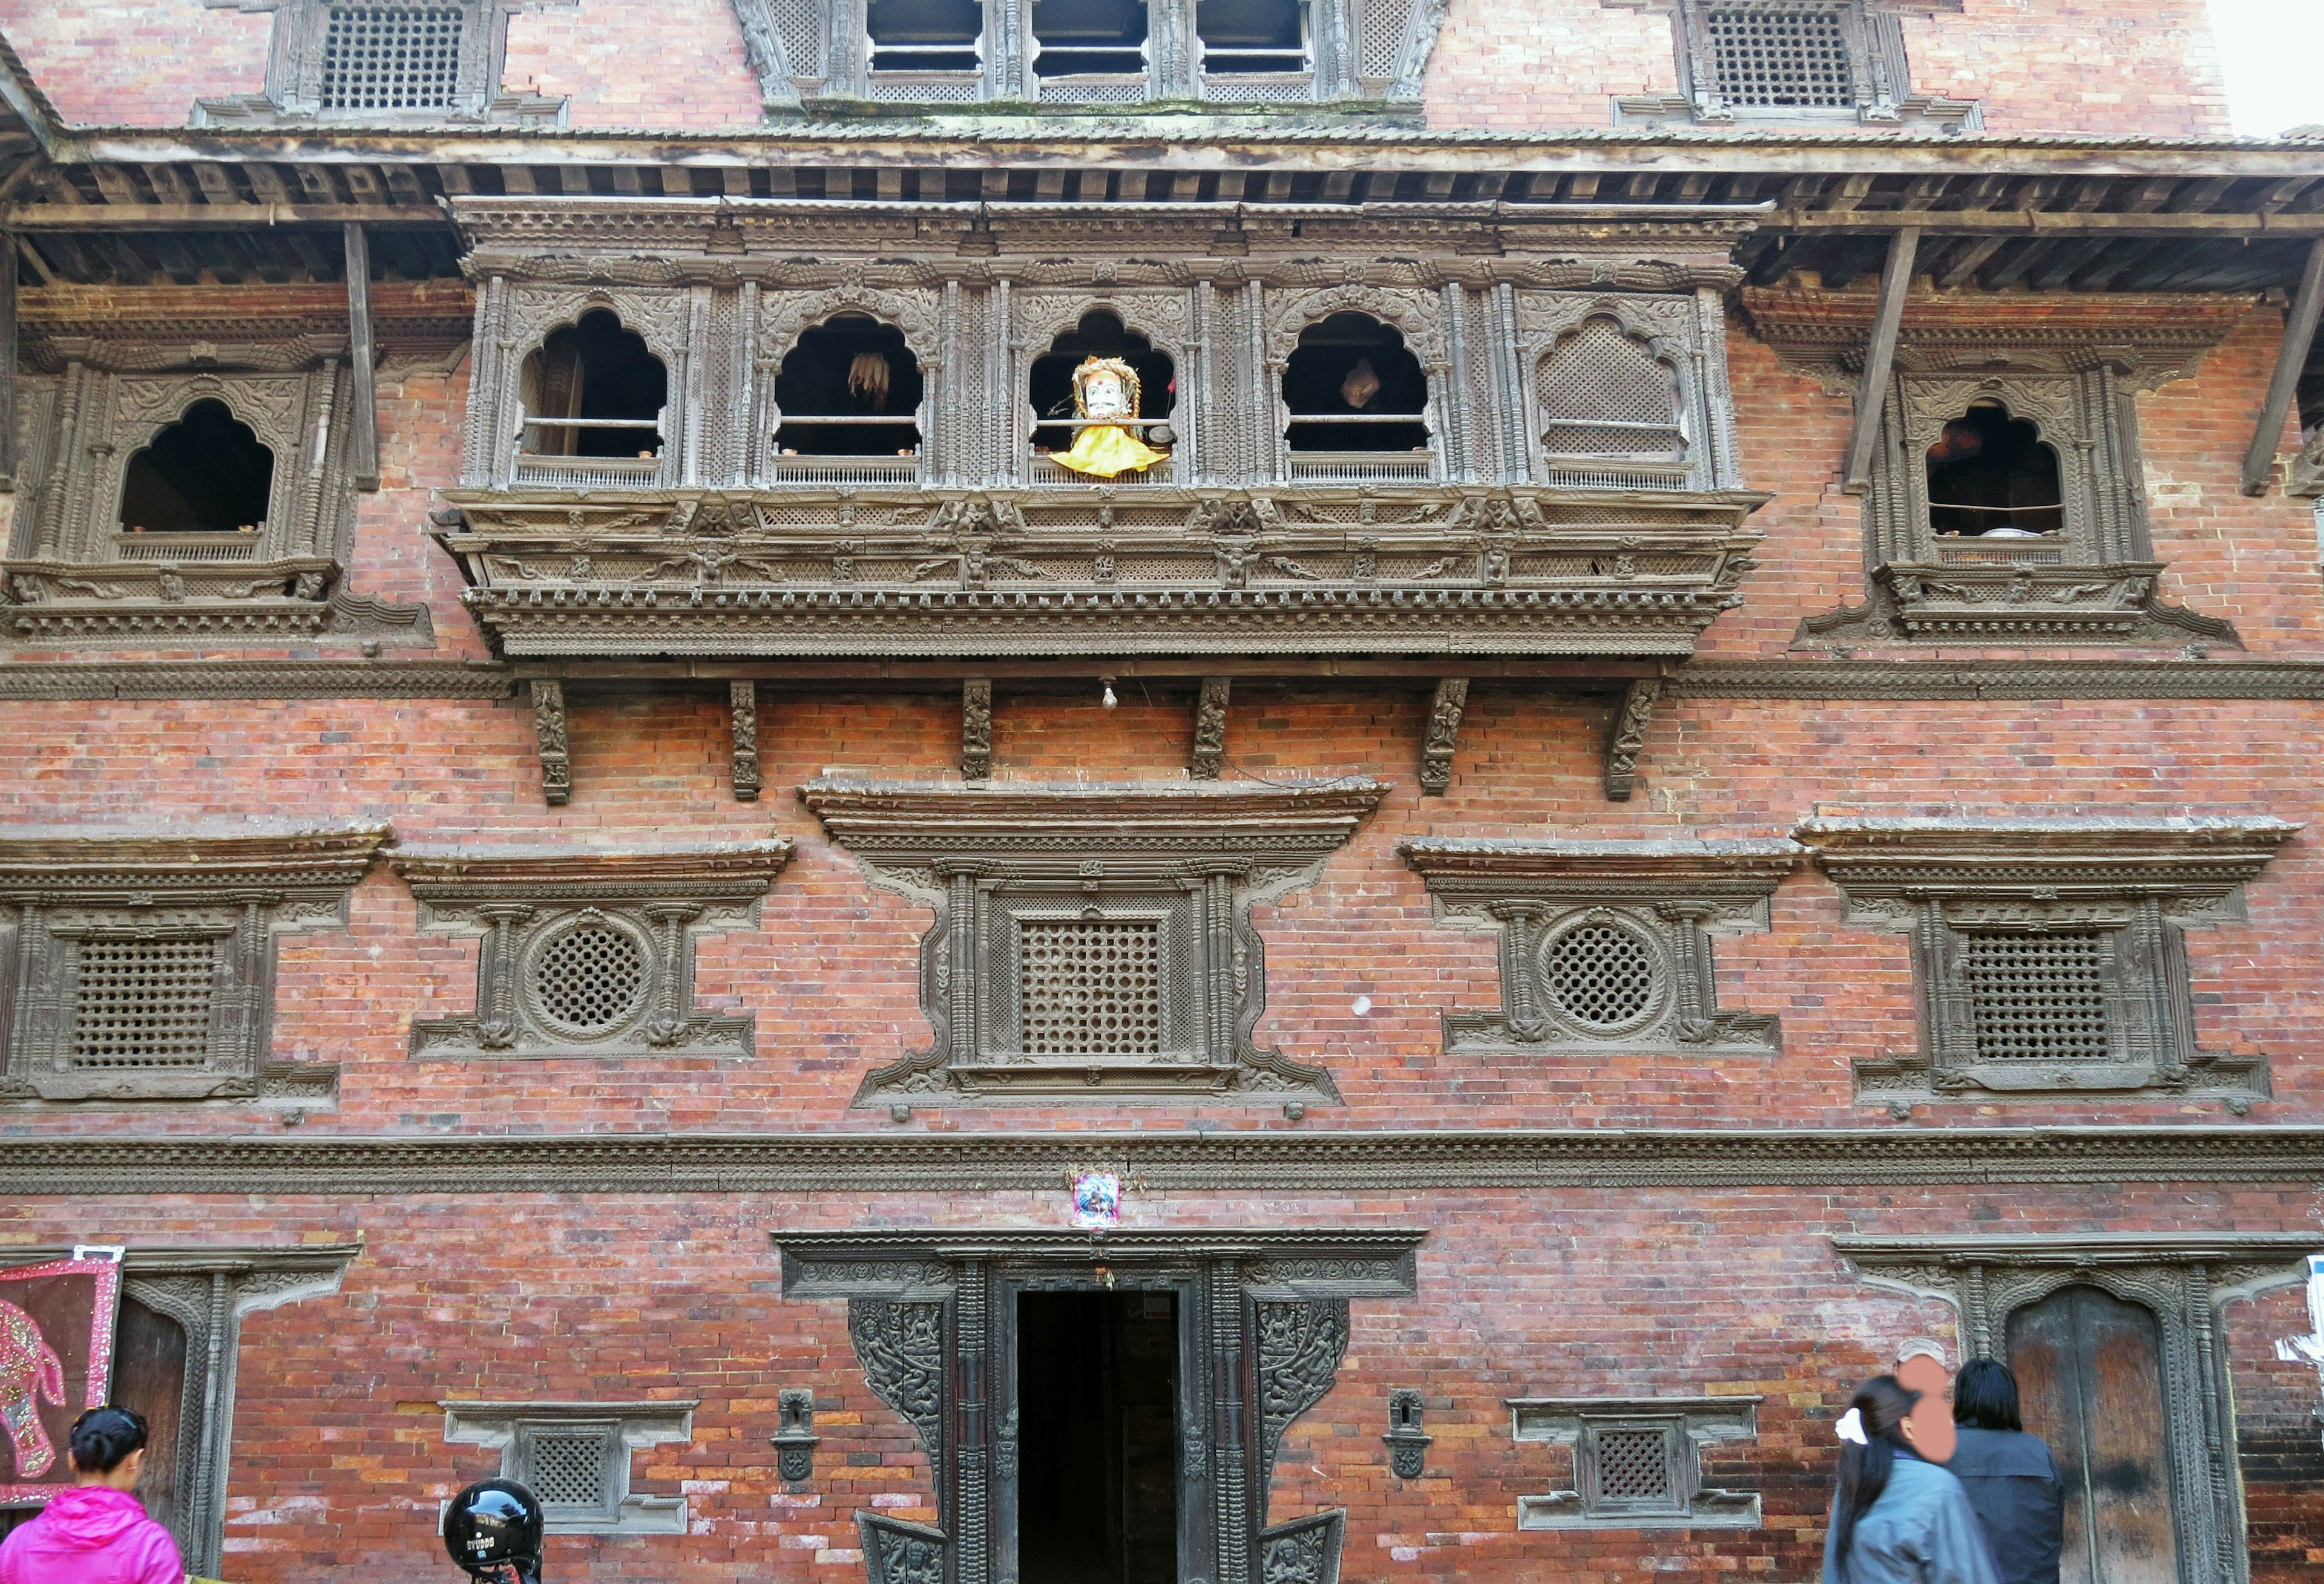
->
[1053,424,1169,478]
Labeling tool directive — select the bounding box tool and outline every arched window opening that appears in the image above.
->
[1030,312,1175,480]
[869,0,983,73]
[1538,317,1687,460]
[1032,0,1147,78]
[1926,399,2063,537]
[519,309,667,461]
[773,317,926,459]
[1198,0,1307,73]
[1282,313,1429,454]
[118,399,275,534]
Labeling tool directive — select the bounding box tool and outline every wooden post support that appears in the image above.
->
[962,678,993,781]
[2240,238,2324,497]
[1603,677,1666,802]
[529,679,572,806]
[1419,678,1468,796]
[343,221,379,491]
[1190,676,1230,779]
[1842,227,1920,495]
[729,680,761,802]
[0,232,15,492]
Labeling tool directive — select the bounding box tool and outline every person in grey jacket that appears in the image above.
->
[1946,1358,2065,1584]
[1823,1375,2003,1584]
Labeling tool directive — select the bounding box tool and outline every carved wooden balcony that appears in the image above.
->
[432,483,1768,661]
[2,554,343,640]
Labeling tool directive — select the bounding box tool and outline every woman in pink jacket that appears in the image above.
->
[0,1405,185,1584]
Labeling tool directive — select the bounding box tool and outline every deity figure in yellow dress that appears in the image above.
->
[1052,356,1169,478]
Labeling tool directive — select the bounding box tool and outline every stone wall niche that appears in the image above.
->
[802,777,1387,1104]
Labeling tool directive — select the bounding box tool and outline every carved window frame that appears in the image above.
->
[2,360,407,648]
[1837,1233,2318,1584]
[468,286,692,493]
[0,1244,358,1579]
[441,1401,695,1534]
[193,0,566,125]
[1265,290,1450,487]
[733,0,1450,111]
[1608,1,1980,133]
[1403,838,1799,1056]
[753,289,945,488]
[390,845,792,1061]
[1509,1396,1761,1530]
[775,1227,1421,1584]
[1795,816,2297,1110]
[0,826,388,1105]
[803,778,1384,1105]
[1510,290,1740,493]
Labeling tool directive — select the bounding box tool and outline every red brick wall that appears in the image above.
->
[2,1186,2313,1582]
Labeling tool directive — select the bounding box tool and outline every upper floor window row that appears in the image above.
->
[490,300,1701,494]
[741,0,1448,111]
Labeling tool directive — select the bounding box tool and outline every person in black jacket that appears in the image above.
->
[1946,1358,2064,1584]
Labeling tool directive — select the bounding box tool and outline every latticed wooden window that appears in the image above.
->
[1539,318,1686,459]
[1019,918,1165,1058]
[1702,4,1853,108]
[318,5,467,111]
[1961,931,2114,1064]
[1541,919,1659,1033]
[71,939,218,1070]
[519,1426,619,1517]
[531,921,651,1035]
[1578,1421,1686,1516]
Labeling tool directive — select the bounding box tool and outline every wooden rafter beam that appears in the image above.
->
[0,203,443,231]
[343,222,379,491]
[1764,209,2324,237]
[2241,238,2324,497]
[1843,227,1919,495]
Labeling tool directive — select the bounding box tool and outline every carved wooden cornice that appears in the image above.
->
[1401,836,1803,897]
[775,1228,1426,1296]
[1792,815,2300,898]
[388,842,795,902]
[0,822,393,898]
[20,281,474,373]
[1834,1232,2323,1268]
[0,1244,364,1273]
[436,486,1767,661]
[803,776,1386,854]
[4,1127,2324,1195]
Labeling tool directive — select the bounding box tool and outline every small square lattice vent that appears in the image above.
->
[1019,918,1163,1057]
[525,1430,614,1510]
[1593,1426,1676,1504]
[1704,6,1853,109]
[1963,931,2113,1064]
[319,5,466,111]
[1357,0,1406,78]
[71,939,217,1069]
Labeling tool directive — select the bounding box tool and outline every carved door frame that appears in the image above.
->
[775,1228,1422,1584]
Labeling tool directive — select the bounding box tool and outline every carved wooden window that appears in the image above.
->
[1510,1397,1761,1530]
[442,1402,695,1534]
[803,778,1383,1104]
[390,844,792,1062]
[1613,1,1978,131]
[1512,292,1735,493]
[0,826,386,1105]
[1796,816,2296,1110]
[1281,313,1435,485]
[1538,316,1687,471]
[192,0,565,125]
[514,309,671,491]
[1837,1232,2317,1584]
[739,0,1447,107]
[770,313,928,485]
[2,365,389,647]
[1402,837,1800,1056]
[776,1228,1421,1584]
[1028,310,1177,486]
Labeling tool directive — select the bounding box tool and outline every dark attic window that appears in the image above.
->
[1032,0,1149,78]
[1029,311,1175,453]
[1197,0,1307,73]
[774,316,927,457]
[1926,401,2064,537]
[119,400,275,534]
[1282,313,1428,453]
[868,0,984,73]
[521,310,668,460]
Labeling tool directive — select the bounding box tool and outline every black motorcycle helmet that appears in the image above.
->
[442,1478,543,1580]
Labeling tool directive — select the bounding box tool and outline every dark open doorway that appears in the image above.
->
[1017,1290,1180,1584]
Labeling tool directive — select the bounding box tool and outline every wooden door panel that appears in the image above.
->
[2010,1285,2178,1584]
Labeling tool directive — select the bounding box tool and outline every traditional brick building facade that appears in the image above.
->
[0,3,2321,1583]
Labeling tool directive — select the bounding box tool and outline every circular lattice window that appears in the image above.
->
[1538,915,1664,1035]
[528,918,651,1036]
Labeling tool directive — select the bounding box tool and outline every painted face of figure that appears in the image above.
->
[1896,1352,1957,1463]
[1080,368,1132,420]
